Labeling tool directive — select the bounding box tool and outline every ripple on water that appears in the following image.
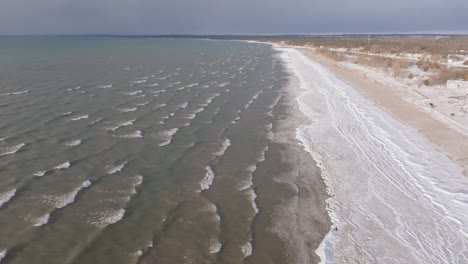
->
[0,143,25,156]
[0,189,16,208]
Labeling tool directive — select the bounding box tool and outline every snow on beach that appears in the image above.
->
[278,47,468,263]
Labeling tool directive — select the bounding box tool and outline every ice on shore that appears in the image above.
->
[278,47,468,264]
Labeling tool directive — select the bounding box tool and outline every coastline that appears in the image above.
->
[272,43,468,263]
[294,46,468,176]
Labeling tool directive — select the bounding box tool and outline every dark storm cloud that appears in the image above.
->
[0,0,467,34]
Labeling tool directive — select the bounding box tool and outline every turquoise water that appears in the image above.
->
[0,37,328,264]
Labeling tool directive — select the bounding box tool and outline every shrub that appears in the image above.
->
[423,79,430,86]
[408,73,414,79]
[464,60,468,65]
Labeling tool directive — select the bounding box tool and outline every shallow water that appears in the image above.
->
[0,38,328,264]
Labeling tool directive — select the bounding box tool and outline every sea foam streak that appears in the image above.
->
[0,189,16,208]
[281,47,468,263]
[116,130,143,138]
[64,140,82,146]
[54,161,70,170]
[0,143,25,155]
[33,213,50,227]
[43,180,91,209]
[214,138,231,156]
[2,90,29,96]
[106,162,127,174]
[89,209,125,227]
[70,115,89,121]
[155,128,178,146]
[199,166,215,191]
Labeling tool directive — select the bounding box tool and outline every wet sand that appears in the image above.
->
[296,47,468,176]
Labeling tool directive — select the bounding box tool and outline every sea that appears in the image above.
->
[0,37,329,264]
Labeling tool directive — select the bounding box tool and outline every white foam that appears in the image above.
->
[280,47,468,263]
[90,118,103,124]
[54,161,70,170]
[2,90,29,96]
[155,128,179,146]
[70,115,89,121]
[106,119,136,131]
[247,188,259,214]
[134,102,150,106]
[257,146,269,162]
[199,166,215,191]
[0,143,25,155]
[178,102,188,109]
[0,137,6,141]
[121,90,143,96]
[214,139,231,156]
[33,171,46,177]
[193,108,204,114]
[0,189,16,208]
[43,180,91,209]
[116,107,137,112]
[106,162,127,174]
[185,113,196,120]
[131,80,147,84]
[218,82,230,87]
[64,140,82,146]
[0,250,6,262]
[97,85,112,89]
[67,86,81,91]
[116,130,143,138]
[33,213,50,227]
[241,242,252,257]
[208,239,222,254]
[89,209,125,227]
[146,83,159,87]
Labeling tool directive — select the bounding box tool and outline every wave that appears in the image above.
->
[0,143,25,156]
[106,119,136,131]
[88,208,125,227]
[257,146,269,162]
[90,117,103,125]
[245,188,259,214]
[208,239,222,254]
[241,242,253,257]
[116,107,138,112]
[32,213,50,227]
[2,90,29,96]
[70,115,89,121]
[199,166,215,192]
[0,189,16,208]
[67,86,81,91]
[121,90,143,96]
[0,250,6,262]
[116,130,143,138]
[43,180,91,209]
[178,102,188,109]
[218,82,230,87]
[97,85,112,89]
[54,161,70,170]
[131,80,147,84]
[214,138,231,156]
[134,102,150,106]
[64,140,82,146]
[0,137,6,141]
[146,83,159,87]
[155,128,178,146]
[34,171,46,177]
[106,162,127,174]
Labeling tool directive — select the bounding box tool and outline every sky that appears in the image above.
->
[0,0,467,35]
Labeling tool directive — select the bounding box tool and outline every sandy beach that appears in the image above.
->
[296,46,468,176]
[272,43,468,263]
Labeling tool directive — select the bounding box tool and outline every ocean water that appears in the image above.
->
[0,38,329,264]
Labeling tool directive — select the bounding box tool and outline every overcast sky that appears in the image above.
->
[1,0,467,35]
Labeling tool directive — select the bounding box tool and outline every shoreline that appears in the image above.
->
[293,46,468,176]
